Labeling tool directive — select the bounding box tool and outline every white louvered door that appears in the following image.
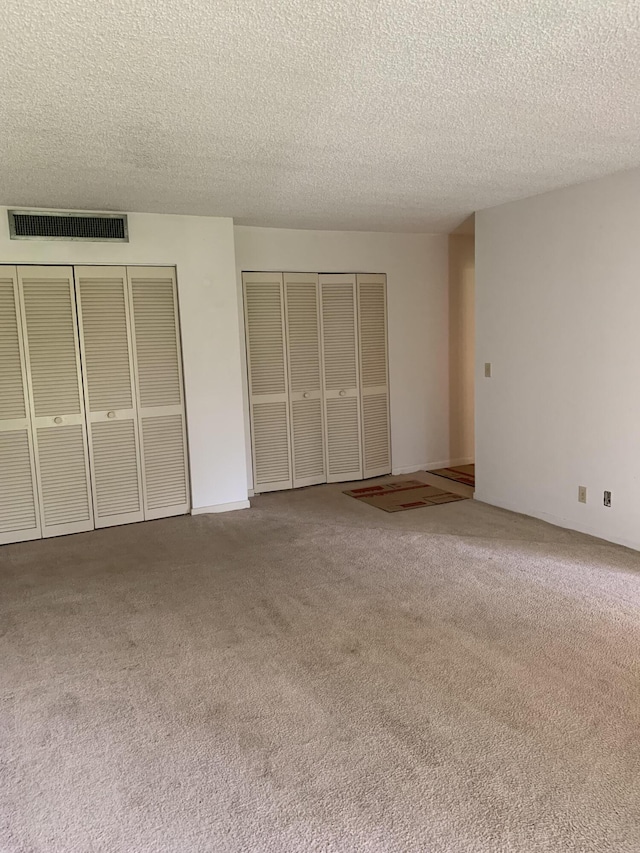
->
[319,274,363,482]
[75,266,144,528]
[284,273,326,488]
[128,266,190,519]
[17,266,94,538]
[357,274,391,478]
[0,267,42,545]
[243,272,292,492]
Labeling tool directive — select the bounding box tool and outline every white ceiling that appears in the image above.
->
[1,1,639,233]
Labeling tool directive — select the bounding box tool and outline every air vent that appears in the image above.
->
[8,210,128,242]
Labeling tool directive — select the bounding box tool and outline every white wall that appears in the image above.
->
[234,226,450,489]
[0,209,249,512]
[476,166,640,550]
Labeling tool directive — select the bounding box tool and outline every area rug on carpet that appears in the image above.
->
[344,479,468,512]
[428,463,475,487]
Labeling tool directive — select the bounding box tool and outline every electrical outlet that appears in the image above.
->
[484,362,492,378]
[604,491,611,507]
[578,486,587,504]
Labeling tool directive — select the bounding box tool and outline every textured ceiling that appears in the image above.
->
[1,1,639,233]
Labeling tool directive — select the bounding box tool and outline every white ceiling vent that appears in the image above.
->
[8,210,128,242]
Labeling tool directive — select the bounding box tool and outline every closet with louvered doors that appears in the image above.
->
[18,266,94,538]
[75,266,145,528]
[0,263,190,546]
[243,270,390,495]
[0,267,41,545]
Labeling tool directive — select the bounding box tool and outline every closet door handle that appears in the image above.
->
[107,411,116,419]
[339,389,346,397]
[54,416,63,424]
[303,392,310,399]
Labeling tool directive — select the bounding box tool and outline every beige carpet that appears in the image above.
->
[1,477,640,852]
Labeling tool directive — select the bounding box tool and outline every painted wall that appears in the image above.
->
[476,166,640,550]
[0,209,249,512]
[234,225,450,489]
[448,233,475,462]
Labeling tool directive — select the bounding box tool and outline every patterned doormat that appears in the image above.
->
[343,480,468,513]
[428,463,475,488]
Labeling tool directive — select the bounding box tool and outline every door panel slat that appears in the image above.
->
[21,279,82,417]
[36,425,92,527]
[78,276,134,411]
[284,273,325,488]
[325,397,361,476]
[357,274,391,478]
[0,430,39,537]
[141,415,188,509]
[0,276,28,421]
[320,275,362,482]
[129,267,190,518]
[291,399,325,483]
[244,273,292,492]
[18,266,94,538]
[131,277,182,408]
[0,267,42,545]
[76,266,145,528]
[91,420,142,517]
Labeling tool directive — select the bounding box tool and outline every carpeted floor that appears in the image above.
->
[1,477,640,852]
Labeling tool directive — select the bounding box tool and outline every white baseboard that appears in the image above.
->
[191,500,251,515]
[392,463,430,475]
[474,491,639,553]
[446,456,474,467]
[392,457,474,475]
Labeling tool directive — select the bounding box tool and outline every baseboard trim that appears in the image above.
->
[191,500,251,515]
[392,457,474,476]
[474,492,639,552]
[446,456,474,467]
[392,463,430,475]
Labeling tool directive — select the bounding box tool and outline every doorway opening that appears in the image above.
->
[429,214,476,496]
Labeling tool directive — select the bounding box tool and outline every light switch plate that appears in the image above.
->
[484,362,492,378]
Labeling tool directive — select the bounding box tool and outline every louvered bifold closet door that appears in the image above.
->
[17,266,94,538]
[319,274,363,482]
[357,274,391,478]
[243,272,292,492]
[284,273,326,487]
[128,266,190,519]
[0,267,42,545]
[75,267,144,528]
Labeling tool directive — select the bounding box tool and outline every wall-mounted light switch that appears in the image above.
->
[604,491,612,507]
[578,486,587,504]
[484,363,492,378]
